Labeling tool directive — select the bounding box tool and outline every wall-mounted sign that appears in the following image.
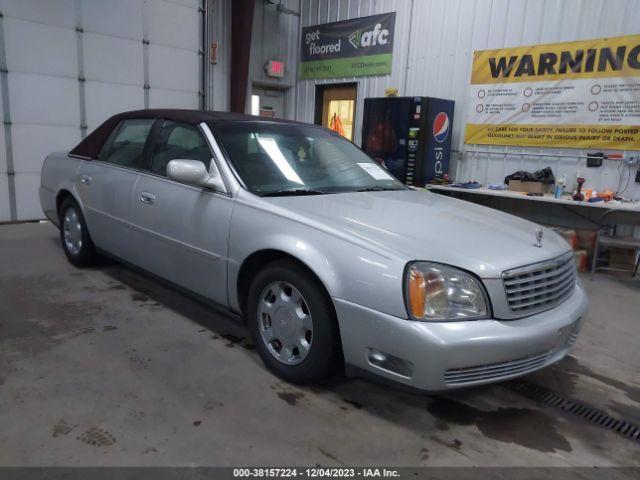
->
[300,12,395,80]
[265,60,285,78]
[465,34,640,150]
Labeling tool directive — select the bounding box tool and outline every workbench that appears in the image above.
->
[426,185,640,230]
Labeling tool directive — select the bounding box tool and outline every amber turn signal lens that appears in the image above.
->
[408,267,426,318]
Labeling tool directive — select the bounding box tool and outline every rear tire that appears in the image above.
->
[58,197,96,267]
[247,260,341,384]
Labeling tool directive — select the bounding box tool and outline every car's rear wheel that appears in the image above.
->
[247,260,341,383]
[58,197,96,267]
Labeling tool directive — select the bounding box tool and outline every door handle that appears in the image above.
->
[139,192,156,205]
[79,174,92,185]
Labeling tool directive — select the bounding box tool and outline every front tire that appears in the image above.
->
[58,197,96,267]
[247,260,341,384]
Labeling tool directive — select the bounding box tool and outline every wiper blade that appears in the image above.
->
[261,188,328,197]
[355,186,399,192]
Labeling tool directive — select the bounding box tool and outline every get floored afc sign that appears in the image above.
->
[300,12,396,79]
[465,34,640,149]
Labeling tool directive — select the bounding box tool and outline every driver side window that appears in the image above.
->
[149,121,212,176]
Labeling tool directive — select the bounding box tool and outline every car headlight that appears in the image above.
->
[405,262,489,321]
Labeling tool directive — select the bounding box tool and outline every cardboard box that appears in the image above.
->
[508,180,553,194]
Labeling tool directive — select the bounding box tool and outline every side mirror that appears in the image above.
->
[166,159,225,192]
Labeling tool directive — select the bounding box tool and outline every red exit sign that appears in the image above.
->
[265,60,285,78]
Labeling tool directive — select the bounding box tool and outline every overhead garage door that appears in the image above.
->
[0,0,204,222]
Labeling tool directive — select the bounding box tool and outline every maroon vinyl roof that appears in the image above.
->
[69,109,313,159]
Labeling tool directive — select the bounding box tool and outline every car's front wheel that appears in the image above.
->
[58,196,96,267]
[247,260,341,383]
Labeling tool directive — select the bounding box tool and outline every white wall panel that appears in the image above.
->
[1,0,207,221]
[11,124,80,173]
[83,33,144,85]
[521,0,545,44]
[0,95,5,173]
[293,0,640,200]
[85,82,144,132]
[14,173,43,220]
[0,128,6,173]
[3,18,77,77]
[82,0,143,40]
[1,0,76,29]
[8,73,79,127]
[147,0,200,51]
[149,88,199,109]
[169,0,201,8]
[148,44,200,92]
[0,174,10,221]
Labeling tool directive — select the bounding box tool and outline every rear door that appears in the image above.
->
[129,120,234,306]
[76,118,157,262]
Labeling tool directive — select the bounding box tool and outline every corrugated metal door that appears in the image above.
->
[0,0,205,222]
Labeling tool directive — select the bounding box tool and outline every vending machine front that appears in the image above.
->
[362,96,454,187]
[361,97,415,185]
[422,97,455,185]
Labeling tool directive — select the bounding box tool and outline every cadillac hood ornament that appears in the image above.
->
[535,226,544,248]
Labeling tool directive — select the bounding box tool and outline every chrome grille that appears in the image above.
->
[444,351,553,385]
[503,252,576,315]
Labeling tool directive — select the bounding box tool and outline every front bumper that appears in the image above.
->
[334,283,588,392]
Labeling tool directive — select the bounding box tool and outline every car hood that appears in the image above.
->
[264,189,570,278]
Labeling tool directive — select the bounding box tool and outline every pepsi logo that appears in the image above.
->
[433,112,449,143]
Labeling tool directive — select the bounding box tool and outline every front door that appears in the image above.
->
[76,118,155,263]
[315,83,357,141]
[251,86,285,118]
[129,120,233,306]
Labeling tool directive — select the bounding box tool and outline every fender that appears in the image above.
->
[226,192,409,318]
[40,153,84,226]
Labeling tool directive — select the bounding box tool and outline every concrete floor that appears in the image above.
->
[0,221,639,467]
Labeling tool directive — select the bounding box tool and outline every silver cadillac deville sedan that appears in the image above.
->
[40,109,588,391]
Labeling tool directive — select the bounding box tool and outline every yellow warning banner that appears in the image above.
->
[471,34,640,84]
[465,124,640,150]
[465,34,640,149]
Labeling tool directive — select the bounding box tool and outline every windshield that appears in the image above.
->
[212,122,405,196]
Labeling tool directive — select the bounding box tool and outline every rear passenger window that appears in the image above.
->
[149,121,212,176]
[98,119,154,168]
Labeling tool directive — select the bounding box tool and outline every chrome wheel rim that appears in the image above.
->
[257,281,313,365]
[62,207,83,255]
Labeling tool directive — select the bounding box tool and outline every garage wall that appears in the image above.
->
[293,0,640,200]
[246,0,301,119]
[205,0,231,111]
[0,0,207,222]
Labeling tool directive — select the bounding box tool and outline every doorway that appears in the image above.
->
[251,86,285,118]
[314,83,357,141]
